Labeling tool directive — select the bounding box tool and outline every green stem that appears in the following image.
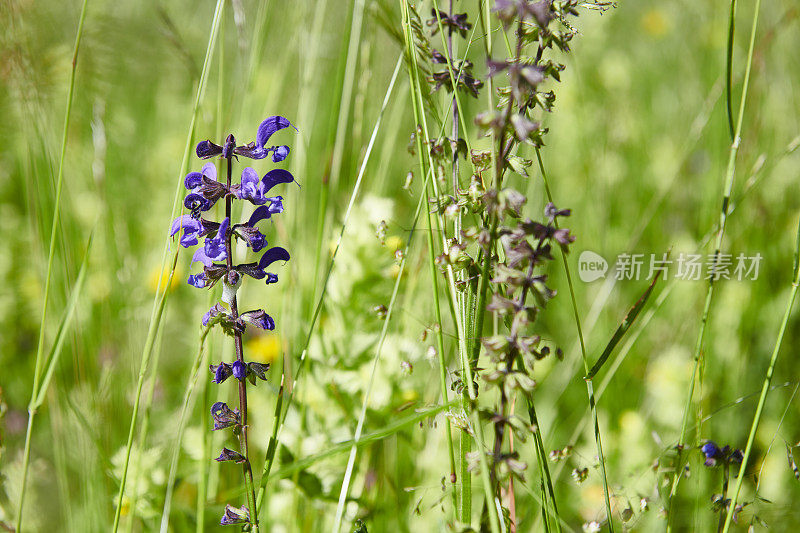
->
[16,1,89,530]
[721,216,800,532]
[668,0,761,525]
[112,1,225,530]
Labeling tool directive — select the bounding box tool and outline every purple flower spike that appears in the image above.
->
[220,504,250,526]
[170,215,203,248]
[256,116,294,149]
[232,360,247,380]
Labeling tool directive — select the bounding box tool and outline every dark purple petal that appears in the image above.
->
[187,273,207,288]
[210,402,240,431]
[271,145,290,162]
[240,309,275,330]
[184,171,203,190]
[259,246,290,270]
[256,116,293,148]
[232,360,247,380]
[248,205,273,226]
[184,192,212,212]
[265,273,279,284]
[210,362,233,384]
[215,447,246,463]
[261,169,295,195]
[196,140,223,159]
[701,441,721,460]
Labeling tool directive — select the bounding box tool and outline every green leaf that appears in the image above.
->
[585,271,662,380]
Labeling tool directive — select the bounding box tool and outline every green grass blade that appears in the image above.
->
[586,272,662,380]
[15,1,90,528]
[255,53,403,517]
[159,327,212,532]
[721,215,800,532]
[111,1,225,530]
[667,0,762,524]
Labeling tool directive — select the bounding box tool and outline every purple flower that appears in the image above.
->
[219,504,250,526]
[238,167,267,204]
[187,272,208,288]
[237,168,295,205]
[215,447,246,464]
[210,362,233,384]
[260,246,290,271]
[210,401,240,430]
[196,140,223,159]
[198,116,296,162]
[170,215,203,247]
[192,217,230,267]
[183,163,224,213]
[700,441,743,468]
[240,309,275,330]
[232,360,247,380]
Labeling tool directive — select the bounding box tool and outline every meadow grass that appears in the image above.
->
[2,0,800,531]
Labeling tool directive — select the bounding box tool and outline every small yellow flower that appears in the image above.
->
[148,265,183,293]
[246,334,281,364]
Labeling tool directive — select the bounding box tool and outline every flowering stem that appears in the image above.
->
[225,156,259,531]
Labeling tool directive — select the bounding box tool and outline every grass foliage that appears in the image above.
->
[1,0,800,531]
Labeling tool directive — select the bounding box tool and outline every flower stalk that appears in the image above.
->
[172,117,296,529]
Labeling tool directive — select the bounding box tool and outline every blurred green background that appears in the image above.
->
[1,0,798,530]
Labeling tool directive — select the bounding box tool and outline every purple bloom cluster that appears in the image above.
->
[701,441,743,468]
[170,116,295,528]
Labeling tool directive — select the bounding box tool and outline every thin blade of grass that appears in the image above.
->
[15,1,90,527]
[585,272,662,381]
[534,146,614,531]
[721,215,800,532]
[111,1,225,530]
[667,0,762,524]
[254,53,403,516]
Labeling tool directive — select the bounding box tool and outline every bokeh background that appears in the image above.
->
[1,0,799,530]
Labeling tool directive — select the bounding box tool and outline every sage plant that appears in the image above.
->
[408,0,586,526]
[170,116,295,530]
